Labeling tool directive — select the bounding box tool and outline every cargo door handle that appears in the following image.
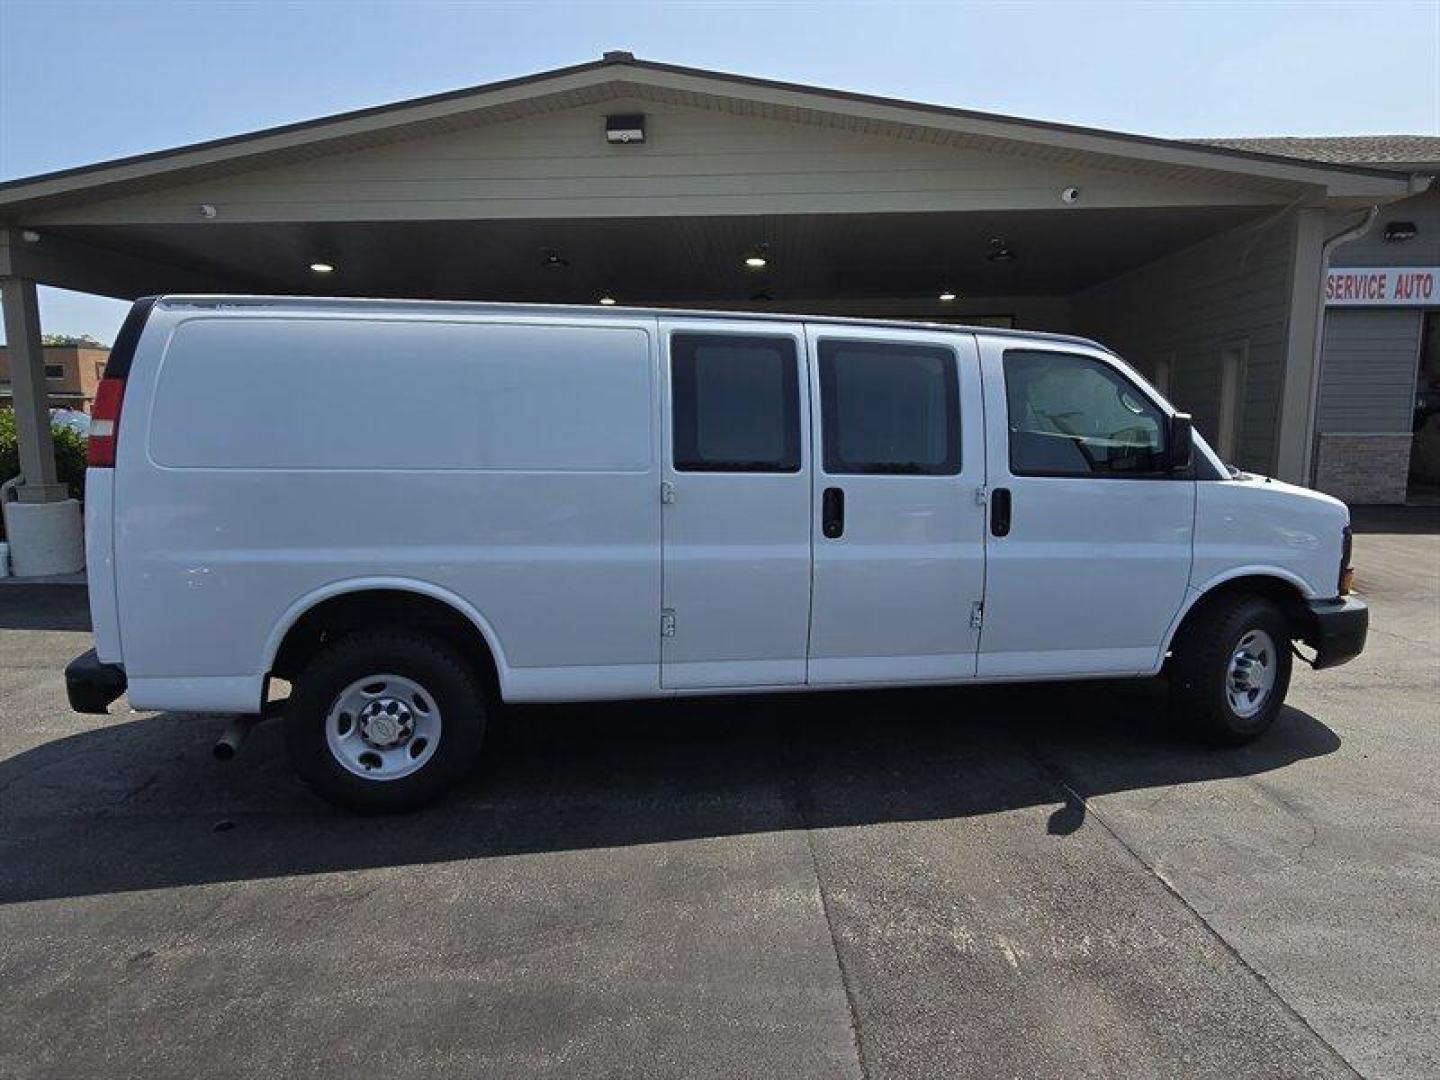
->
[990,487,1012,537]
[822,487,845,539]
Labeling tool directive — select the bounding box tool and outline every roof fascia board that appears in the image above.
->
[623,63,1409,197]
[0,57,1412,211]
[0,61,616,207]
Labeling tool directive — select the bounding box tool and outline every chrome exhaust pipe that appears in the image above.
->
[213,715,257,761]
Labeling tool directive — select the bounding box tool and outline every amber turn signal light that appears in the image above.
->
[1339,567,1355,596]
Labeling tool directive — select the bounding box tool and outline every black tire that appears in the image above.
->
[284,631,485,813]
[1170,594,1293,746]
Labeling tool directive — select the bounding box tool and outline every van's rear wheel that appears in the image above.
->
[1171,594,1292,745]
[284,631,485,813]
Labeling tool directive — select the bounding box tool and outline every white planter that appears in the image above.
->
[0,498,84,577]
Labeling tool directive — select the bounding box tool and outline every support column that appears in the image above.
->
[2,276,68,503]
[1274,208,1328,485]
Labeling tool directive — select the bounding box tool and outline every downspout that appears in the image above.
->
[1299,204,1380,484]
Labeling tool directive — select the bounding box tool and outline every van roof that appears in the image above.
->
[147,295,1111,353]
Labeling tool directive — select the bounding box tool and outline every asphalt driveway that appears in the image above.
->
[1,508,1436,1079]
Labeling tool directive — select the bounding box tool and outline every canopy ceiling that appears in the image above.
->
[33,205,1266,305]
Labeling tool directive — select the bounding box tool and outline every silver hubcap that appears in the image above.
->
[1226,629,1277,719]
[325,673,441,781]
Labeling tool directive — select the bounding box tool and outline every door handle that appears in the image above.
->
[990,487,1012,537]
[822,487,845,539]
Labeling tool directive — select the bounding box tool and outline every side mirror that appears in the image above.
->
[1169,412,1194,471]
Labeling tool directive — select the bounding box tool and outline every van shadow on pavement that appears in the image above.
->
[0,679,1340,905]
[0,583,91,631]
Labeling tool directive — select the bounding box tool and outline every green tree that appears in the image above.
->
[40,333,107,348]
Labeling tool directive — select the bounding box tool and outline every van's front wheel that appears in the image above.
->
[1171,594,1293,745]
[284,631,485,813]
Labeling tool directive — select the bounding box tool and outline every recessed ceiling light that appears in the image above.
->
[598,296,617,305]
[938,290,958,302]
[309,262,335,274]
[744,255,768,269]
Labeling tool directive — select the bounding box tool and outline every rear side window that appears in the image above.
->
[148,318,653,471]
[1004,350,1167,476]
[671,333,801,472]
[818,339,959,475]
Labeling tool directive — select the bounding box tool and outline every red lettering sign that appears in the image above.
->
[1325,266,1440,307]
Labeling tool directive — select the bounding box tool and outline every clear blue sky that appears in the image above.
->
[2,0,1437,342]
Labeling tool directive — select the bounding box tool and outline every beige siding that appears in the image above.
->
[31,97,1292,227]
[1073,211,1298,472]
[1330,186,1440,270]
[1316,186,1436,437]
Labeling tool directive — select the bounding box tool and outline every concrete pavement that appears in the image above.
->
[0,508,1435,1078]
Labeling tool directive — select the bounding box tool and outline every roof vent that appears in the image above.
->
[602,50,635,63]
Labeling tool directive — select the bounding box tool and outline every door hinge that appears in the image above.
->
[661,480,676,505]
[974,485,989,506]
[660,609,677,637]
[970,601,984,629]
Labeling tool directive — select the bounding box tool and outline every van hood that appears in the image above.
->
[1228,470,1349,519]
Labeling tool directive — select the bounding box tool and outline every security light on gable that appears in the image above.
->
[606,114,646,144]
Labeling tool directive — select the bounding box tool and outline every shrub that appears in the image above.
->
[0,410,88,540]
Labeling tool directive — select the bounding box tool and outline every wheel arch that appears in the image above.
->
[263,578,509,699]
[1162,568,1315,662]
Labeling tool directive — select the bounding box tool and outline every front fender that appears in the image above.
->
[1156,566,1316,670]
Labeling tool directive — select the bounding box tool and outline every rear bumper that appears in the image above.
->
[65,648,127,714]
[1302,597,1368,670]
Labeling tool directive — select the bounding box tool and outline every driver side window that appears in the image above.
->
[1004,350,1167,476]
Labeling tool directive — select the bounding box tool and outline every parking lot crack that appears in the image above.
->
[787,756,870,1080]
[1018,741,1363,1080]
[799,824,870,1080]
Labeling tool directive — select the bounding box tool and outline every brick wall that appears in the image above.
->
[1313,433,1412,505]
[0,345,108,411]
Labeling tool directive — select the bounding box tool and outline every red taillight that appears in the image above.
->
[87,377,126,467]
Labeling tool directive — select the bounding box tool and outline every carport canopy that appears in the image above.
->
[0,52,1417,501]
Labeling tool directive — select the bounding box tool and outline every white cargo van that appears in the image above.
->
[66,297,1367,812]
